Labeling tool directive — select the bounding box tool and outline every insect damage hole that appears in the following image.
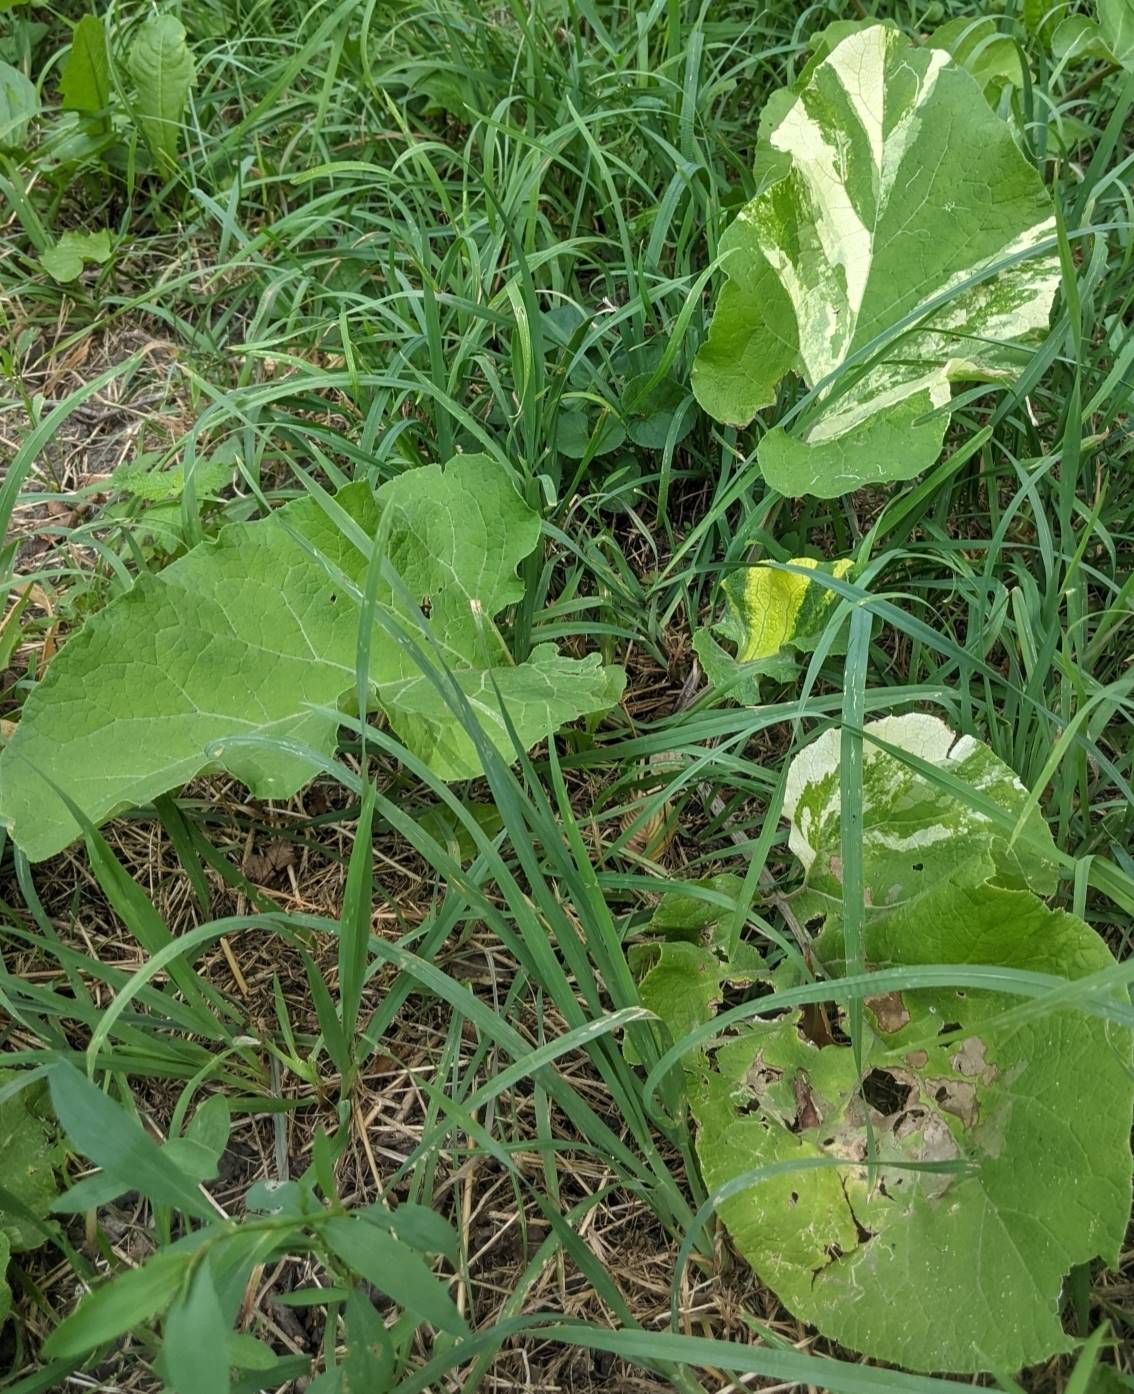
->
[861,1068,908,1116]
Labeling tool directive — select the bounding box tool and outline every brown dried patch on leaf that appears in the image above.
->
[928,1077,979,1128]
[793,1071,822,1130]
[951,1035,995,1083]
[744,1052,784,1099]
[890,1109,963,1198]
[866,991,911,1034]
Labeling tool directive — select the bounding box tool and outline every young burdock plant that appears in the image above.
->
[0,0,1132,1390]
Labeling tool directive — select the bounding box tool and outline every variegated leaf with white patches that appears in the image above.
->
[691,23,1059,498]
[694,557,852,699]
[783,713,1059,912]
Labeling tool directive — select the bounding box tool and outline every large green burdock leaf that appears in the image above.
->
[689,869,1134,1373]
[691,23,1059,498]
[685,720,1134,1373]
[0,455,624,861]
[783,712,1060,916]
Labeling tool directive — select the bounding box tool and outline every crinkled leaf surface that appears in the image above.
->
[783,713,1059,915]
[627,942,732,1066]
[646,873,748,947]
[694,558,851,698]
[691,23,1059,498]
[626,877,765,1066]
[0,454,623,860]
[689,869,1134,1373]
[111,448,236,502]
[127,15,195,167]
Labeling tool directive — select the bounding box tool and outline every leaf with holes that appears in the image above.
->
[0,455,624,861]
[688,862,1134,1370]
[626,877,766,1066]
[690,23,1059,497]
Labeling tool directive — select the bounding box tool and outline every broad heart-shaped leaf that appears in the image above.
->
[0,454,624,861]
[688,869,1134,1373]
[694,557,851,699]
[783,713,1059,917]
[60,15,109,115]
[690,23,1059,498]
[127,15,195,168]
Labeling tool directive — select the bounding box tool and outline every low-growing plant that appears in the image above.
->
[1,5,195,211]
[41,1063,465,1391]
[641,715,1134,1373]
[0,453,624,860]
[692,557,852,702]
[2,0,1132,1387]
